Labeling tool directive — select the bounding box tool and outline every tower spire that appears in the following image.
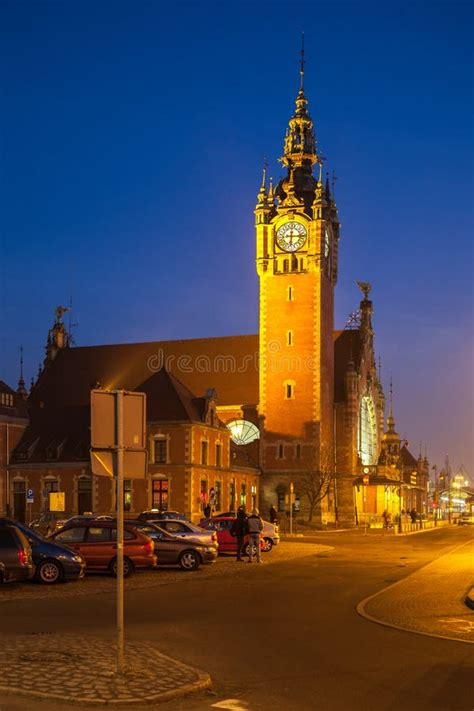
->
[299,32,305,91]
[280,36,317,168]
[17,346,27,399]
[387,376,395,431]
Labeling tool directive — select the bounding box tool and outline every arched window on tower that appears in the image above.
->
[291,255,298,271]
[283,259,289,273]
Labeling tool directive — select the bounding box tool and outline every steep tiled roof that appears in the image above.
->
[31,334,259,409]
[400,445,418,468]
[140,367,207,422]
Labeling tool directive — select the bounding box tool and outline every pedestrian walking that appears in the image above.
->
[230,505,247,561]
[246,507,263,563]
[410,508,417,523]
[269,504,278,524]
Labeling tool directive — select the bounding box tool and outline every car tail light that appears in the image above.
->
[142,541,153,554]
[18,549,28,565]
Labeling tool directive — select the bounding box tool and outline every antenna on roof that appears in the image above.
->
[68,295,79,346]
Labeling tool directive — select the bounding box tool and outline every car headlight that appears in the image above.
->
[205,547,217,553]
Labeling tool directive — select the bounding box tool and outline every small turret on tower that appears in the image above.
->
[44,305,70,366]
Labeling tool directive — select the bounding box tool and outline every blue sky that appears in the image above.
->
[1,0,473,472]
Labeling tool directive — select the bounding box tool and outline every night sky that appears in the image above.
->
[1,1,472,474]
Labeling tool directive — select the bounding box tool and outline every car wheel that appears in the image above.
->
[244,543,259,557]
[36,559,63,585]
[110,557,134,578]
[178,550,200,571]
[262,537,273,552]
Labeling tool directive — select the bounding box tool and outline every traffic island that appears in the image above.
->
[0,633,211,705]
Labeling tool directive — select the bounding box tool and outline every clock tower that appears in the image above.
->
[256,55,340,518]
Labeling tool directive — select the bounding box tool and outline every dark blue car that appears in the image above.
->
[0,518,85,584]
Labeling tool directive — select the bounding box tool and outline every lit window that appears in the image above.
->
[226,420,260,445]
[152,479,168,510]
[124,480,132,512]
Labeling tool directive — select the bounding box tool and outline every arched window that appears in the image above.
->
[358,396,378,465]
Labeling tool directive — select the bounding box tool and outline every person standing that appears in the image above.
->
[203,502,212,519]
[269,504,278,524]
[231,506,247,561]
[247,508,264,563]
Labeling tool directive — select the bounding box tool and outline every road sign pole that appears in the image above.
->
[115,390,125,675]
[289,482,293,535]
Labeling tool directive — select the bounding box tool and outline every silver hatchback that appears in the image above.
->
[156,519,218,549]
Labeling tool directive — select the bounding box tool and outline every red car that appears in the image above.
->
[51,521,156,576]
[199,516,264,556]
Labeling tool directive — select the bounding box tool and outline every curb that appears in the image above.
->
[0,673,212,706]
[356,539,474,645]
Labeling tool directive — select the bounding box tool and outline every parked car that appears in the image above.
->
[50,520,156,576]
[0,517,85,584]
[30,511,74,536]
[200,515,279,552]
[0,524,35,583]
[137,510,188,522]
[61,514,114,528]
[124,520,218,571]
[458,512,474,525]
[153,519,218,548]
[199,516,265,555]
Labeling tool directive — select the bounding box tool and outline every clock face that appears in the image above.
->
[276,221,307,253]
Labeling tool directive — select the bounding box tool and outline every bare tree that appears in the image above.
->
[297,450,335,522]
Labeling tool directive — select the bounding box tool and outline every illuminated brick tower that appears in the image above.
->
[256,48,340,518]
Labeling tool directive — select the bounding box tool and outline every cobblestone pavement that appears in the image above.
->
[0,542,331,707]
[0,634,210,705]
[358,539,474,643]
[0,541,332,603]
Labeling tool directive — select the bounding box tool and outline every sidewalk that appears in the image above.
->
[0,634,211,706]
[357,539,474,643]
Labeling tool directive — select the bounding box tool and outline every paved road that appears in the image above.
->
[0,527,472,711]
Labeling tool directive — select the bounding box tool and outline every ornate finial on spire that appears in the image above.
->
[299,32,305,91]
[17,346,27,399]
[256,157,268,206]
[357,281,372,300]
[268,176,275,204]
